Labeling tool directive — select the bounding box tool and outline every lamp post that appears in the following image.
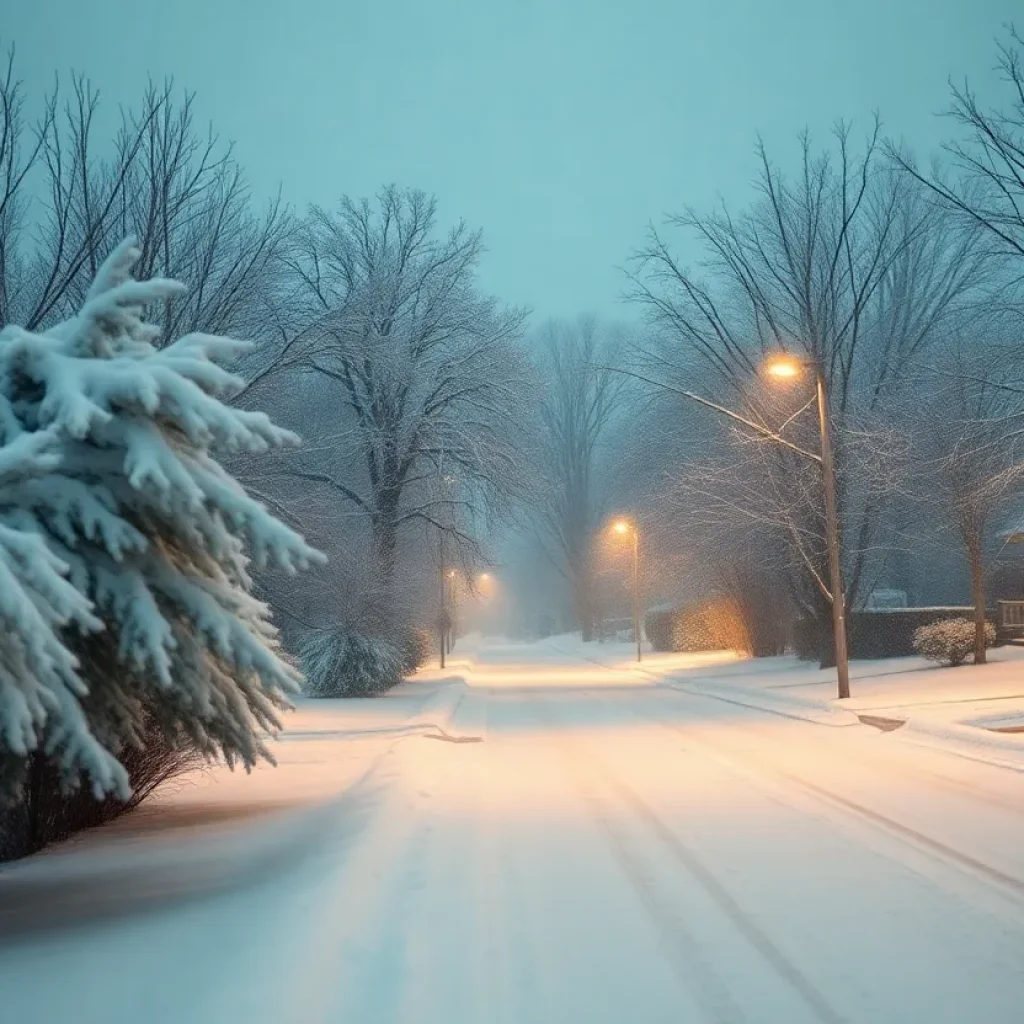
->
[612,519,642,662]
[446,570,456,655]
[765,354,850,700]
[437,464,456,670]
[439,535,448,670]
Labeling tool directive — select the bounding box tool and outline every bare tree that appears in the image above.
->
[0,48,54,327]
[532,316,626,640]
[920,336,1024,663]
[269,187,531,628]
[0,55,290,341]
[889,29,1024,287]
[105,83,291,341]
[629,124,987,663]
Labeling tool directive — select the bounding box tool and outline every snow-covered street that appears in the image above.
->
[5,638,1024,1022]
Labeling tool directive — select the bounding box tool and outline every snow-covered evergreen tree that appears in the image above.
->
[0,238,324,801]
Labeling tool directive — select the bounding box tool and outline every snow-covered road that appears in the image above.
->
[4,639,1024,1022]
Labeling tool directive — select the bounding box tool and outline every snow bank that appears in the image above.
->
[0,743,394,938]
[406,679,478,741]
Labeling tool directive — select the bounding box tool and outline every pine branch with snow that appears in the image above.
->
[0,237,325,801]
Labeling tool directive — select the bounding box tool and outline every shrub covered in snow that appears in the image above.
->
[401,627,434,675]
[0,238,324,812]
[795,606,998,661]
[913,617,995,667]
[300,629,404,697]
[0,719,205,862]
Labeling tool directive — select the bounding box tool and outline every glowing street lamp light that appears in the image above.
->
[764,354,804,379]
[763,352,850,700]
[610,518,642,662]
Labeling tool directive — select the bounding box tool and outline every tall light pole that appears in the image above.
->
[612,519,642,662]
[439,526,447,670]
[446,570,457,655]
[437,455,455,670]
[765,354,850,700]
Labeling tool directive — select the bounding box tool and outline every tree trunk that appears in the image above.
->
[573,570,595,642]
[969,541,987,665]
[372,490,401,633]
[817,613,837,669]
[813,590,837,669]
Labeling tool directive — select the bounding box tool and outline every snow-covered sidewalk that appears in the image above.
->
[545,632,1024,769]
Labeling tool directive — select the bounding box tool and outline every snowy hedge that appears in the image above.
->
[300,630,404,697]
[0,238,324,808]
[794,607,982,660]
[913,618,995,667]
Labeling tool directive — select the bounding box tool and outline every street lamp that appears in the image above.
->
[611,518,642,662]
[446,570,457,655]
[763,352,850,700]
[437,462,457,670]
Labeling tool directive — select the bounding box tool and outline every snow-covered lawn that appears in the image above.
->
[0,667,471,946]
[69,671,467,843]
[536,631,1024,781]
[544,631,1024,750]
[657,643,1024,721]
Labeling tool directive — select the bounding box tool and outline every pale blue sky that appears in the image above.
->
[5,0,1019,317]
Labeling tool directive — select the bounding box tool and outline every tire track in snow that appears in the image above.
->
[535,695,851,1024]
[557,745,744,1023]
[772,771,1024,899]
[906,765,1024,817]
[619,690,1024,913]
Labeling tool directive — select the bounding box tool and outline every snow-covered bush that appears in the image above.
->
[401,627,433,675]
[913,617,995,667]
[0,238,324,808]
[300,629,404,697]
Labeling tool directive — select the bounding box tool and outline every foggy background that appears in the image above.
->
[5,0,1016,317]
